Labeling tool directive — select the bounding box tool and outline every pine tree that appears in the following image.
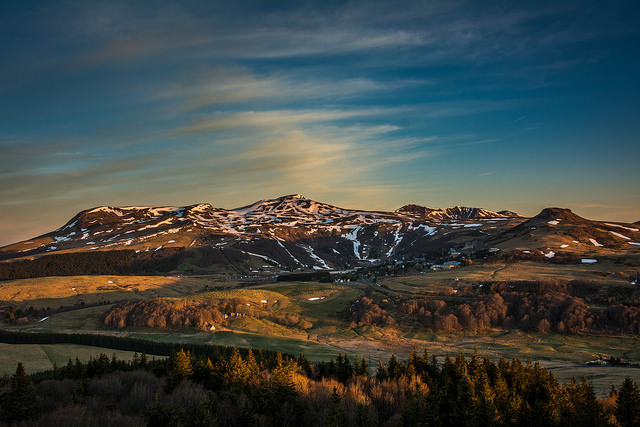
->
[246,349,261,377]
[221,347,250,387]
[573,378,608,427]
[616,376,640,427]
[387,354,400,379]
[325,387,348,427]
[0,363,40,424]
[375,360,388,381]
[166,348,193,392]
[359,356,369,377]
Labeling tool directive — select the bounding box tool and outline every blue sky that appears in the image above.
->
[1,0,639,245]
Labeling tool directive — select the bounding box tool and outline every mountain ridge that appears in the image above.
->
[1,195,638,275]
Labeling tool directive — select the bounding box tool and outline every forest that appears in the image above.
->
[102,296,314,332]
[100,279,640,336]
[0,249,183,280]
[1,346,639,426]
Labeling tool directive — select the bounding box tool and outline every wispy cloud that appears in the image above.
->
[1,0,639,245]
[171,108,390,135]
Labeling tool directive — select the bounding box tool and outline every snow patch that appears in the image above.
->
[386,227,404,257]
[589,238,603,247]
[609,231,631,240]
[88,207,125,216]
[302,244,330,269]
[560,244,570,248]
[544,251,555,258]
[343,226,362,259]
[605,223,639,232]
[276,241,303,266]
[581,259,598,264]
[547,220,560,225]
[241,250,280,266]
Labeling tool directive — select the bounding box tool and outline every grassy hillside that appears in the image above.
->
[1,258,639,396]
[0,342,161,375]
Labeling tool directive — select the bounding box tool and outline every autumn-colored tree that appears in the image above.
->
[165,349,193,392]
[219,347,251,388]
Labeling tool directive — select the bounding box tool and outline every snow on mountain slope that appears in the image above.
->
[395,204,517,220]
[1,194,528,270]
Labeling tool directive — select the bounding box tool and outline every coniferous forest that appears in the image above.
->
[1,347,639,426]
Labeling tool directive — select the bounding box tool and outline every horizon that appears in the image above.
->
[1,1,639,246]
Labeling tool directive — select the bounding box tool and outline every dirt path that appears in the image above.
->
[490,262,511,280]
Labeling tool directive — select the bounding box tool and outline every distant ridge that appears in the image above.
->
[1,195,637,277]
[395,204,518,220]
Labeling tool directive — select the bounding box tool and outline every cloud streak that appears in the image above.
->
[0,1,639,245]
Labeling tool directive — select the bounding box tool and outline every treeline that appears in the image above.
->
[399,292,640,334]
[3,348,640,426]
[475,280,640,306]
[0,249,183,280]
[0,330,286,362]
[103,297,314,332]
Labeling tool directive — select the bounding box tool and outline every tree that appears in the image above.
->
[572,378,608,427]
[0,363,40,424]
[616,376,640,427]
[166,349,193,392]
[325,387,347,427]
[219,348,250,388]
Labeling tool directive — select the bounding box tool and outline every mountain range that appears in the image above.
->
[1,194,638,274]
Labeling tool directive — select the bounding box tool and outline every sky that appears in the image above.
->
[1,0,639,246]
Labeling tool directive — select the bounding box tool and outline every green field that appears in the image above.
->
[1,266,639,397]
[0,342,163,375]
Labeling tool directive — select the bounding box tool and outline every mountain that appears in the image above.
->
[490,207,640,253]
[1,195,637,276]
[396,204,517,220]
[0,195,525,272]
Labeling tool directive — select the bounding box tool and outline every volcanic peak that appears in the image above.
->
[532,207,590,224]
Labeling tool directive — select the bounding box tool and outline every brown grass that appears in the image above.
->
[378,260,635,293]
[0,275,240,309]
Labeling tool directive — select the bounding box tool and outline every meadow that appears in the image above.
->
[1,261,639,396]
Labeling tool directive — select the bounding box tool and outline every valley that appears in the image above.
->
[1,258,639,397]
[0,195,639,399]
